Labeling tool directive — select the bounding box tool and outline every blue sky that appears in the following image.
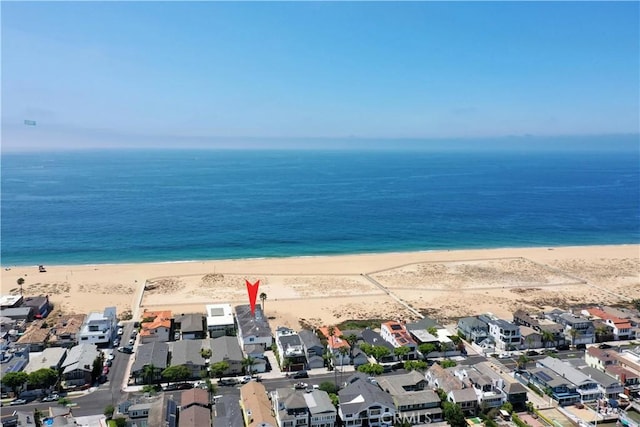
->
[2,1,639,149]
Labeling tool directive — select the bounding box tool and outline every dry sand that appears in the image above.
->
[1,244,638,329]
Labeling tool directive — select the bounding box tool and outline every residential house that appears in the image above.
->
[77,307,117,346]
[377,370,443,423]
[235,304,273,350]
[580,366,623,399]
[425,363,465,393]
[60,343,100,389]
[583,308,633,341]
[519,326,543,349]
[380,321,417,360]
[0,345,30,386]
[180,388,212,426]
[244,344,268,373]
[338,374,395,427]
[361,328,396,363]
[129,403,153,419]
[606,365,640,398]
[351,348,369,368]
[21,295,51,319]
[140,310,173,344]
[205,304,235,338]
[174,313,207,340]
[130,341,169,384]
[0,295,24,309]
[305,390,337,427]
[299,329,326,369]
[454,367,504,410]
[457,317,490,343]
[25,347,67,373]
[240,382,277,427]
[180,406,211,427]
[447,389,478,415]
[276,327,307,372]
[547,311,595,346]
[486,318,521,352]
[600,306,640,339]
[585,347,619,372]
[209,336,244,376]
[319,326,351,366]
[16,320,49,351]
[529,367,580,405]
[171,340,206,379]
[1,307,34,322]
[48,314,85,348]
[272,388,310,427]
[473,362,528,410]
[537,356,600,402]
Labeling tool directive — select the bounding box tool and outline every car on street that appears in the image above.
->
[117,328,124,336]
[163,383,193,391]
[292,371,309,379]
[130,330,138,338]
[218,378,238,386]
[128,339,135,346]
[104,359,112,367]
[107,352,115,360]
[113,338,120,347]
[41,394,59,402]
[240,376,252,384]
[294,382,308,389]
[10,399,27,406]
[526,350,540,356]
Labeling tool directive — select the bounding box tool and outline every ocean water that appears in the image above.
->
[1,147,639,266]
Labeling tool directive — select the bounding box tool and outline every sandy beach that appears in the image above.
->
[1,244,638,329]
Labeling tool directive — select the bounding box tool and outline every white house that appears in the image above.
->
[205,303,235,338]
[77,307,117,346]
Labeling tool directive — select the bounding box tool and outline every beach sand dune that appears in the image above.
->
[1,244,637,328]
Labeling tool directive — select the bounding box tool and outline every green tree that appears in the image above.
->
[205,379,216,394]
[200,348,212,359]
[427,326,438,336]
[569,328,581,347]
[34,408,43,427]
[2,371,28,396]
[440,359,457,368]
[259,292,267,311]
[161,365,191,385]
[319,381,339,394]
[371,345,390,361]
[501,402,514,414]
[443,401,467,427]
[394,346,410,361]
[104,404,115,419]
[91,354,104,382]
[342,334,358,359]
[419,343,437,356]
[210,361,230,379]
[595,325,609,342]
[404,360,428,371]
[113,417,127,427]
[359,343,373,356]
[28,368,58,390]
[357,363,384,375]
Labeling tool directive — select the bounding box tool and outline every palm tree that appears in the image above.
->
[343,334,358,360]
[259,292,267,311]
[526,336,534,350]
[541,330,555,349]
[338,346,349,385]
[595,325,608,343]
[17,278,25,296]
[569,329,581,348]
[242,356,256,376]
[143,364,156,385]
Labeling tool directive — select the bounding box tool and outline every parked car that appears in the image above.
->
[104,359,112,367]
[130,330,138,338]
[117,328,124,336]
[41,394,59,402]
[240,376,252,384]
[10,399,27,406]
[218,378,238,386]
[107,352,115,361]
[526,350,539,356]
[113,338,120,347]
[163,383,193,391]
[293,371,309,379]
[102,366,109,376]
[294,382,308,389]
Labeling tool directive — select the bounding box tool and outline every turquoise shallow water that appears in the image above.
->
[1,145,638,266]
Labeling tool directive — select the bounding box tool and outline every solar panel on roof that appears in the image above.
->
[536,371,553,382]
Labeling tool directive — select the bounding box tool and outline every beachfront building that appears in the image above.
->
[25,347,67,374]
[485,317,521,352]
[235,304,273,350]
[21,296,51,319]
[140,310,173,344]
[361,328,396,363]
[318,326,351,366]
[0,295,24,310]
[174,313,207,340]
[299,329,326,370]
[583,308,633,341]
[77,307,117,346]
[60,343,100,389]
[457,316,490,343]
[519,326,543,349]
[546,310,595,346]
[580,366,624,399]
[380,321,418,359]
[205,304,235,338]
[513,310,567,348]
[47,314,85,348]
[276,327,306,372]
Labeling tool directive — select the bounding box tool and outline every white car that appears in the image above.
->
[107,353,115,361]
[117,328,124,336]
